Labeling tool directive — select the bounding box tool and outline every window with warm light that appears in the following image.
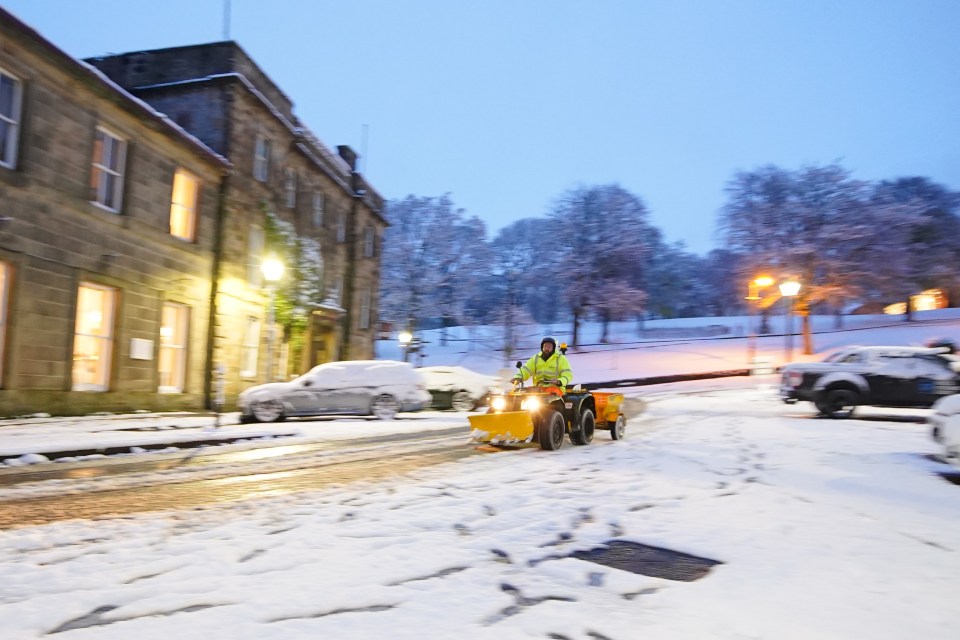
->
[90,126,127,211]
[248,226,264,287]
[0,262,8,387]
[0,68,23,170]
[312,192,325,228]
[240,316,260,378]
[158,303,189,393]
[359,286,371,329]
[284,168,297,208]
[169,169,199,241]
[253,135,270,182]
[72,283,116,391]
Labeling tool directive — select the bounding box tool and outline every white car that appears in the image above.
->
[238,360,432,423]
[929,393,960,468]
[416,365,504,411]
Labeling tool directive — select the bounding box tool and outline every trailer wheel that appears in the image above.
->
[610,414,626,440]
[570,409,595,445]
[538,410,565,451]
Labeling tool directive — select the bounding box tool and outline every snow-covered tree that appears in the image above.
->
[549,184,650,346]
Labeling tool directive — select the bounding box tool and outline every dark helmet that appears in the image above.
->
[540,336,557,351]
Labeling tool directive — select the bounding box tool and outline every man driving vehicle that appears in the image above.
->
[514,336,573,388]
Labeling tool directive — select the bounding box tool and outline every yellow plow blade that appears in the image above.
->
[468,411,535,445]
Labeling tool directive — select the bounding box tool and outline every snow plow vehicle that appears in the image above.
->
[468,362,626,450]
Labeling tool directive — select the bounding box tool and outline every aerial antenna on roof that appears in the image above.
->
[223,0,232,40]
[360,124,369,174]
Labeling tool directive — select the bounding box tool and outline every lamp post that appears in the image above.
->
[779,279,801,364]
[746,276,774,367]
[262,256,284,382]
[398,330,413,363]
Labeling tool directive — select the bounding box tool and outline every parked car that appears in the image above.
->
[416,365,504,411]
[238,360,432,423]
[780,345,960,418]
[929,394,960,469]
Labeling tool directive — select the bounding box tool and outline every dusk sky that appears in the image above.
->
[5,0,958,254]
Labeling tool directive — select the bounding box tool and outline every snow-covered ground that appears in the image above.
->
[1,382,958,639]
[1,311,958,637]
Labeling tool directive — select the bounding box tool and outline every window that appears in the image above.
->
[0,69,23,170]
[359,286,371,329]
[336,210,346,243]
[169,169,199,241]
[90,127,127,211]
[240,316,261,378]
[312,192,325,228]
[248,225,264,287]
[284,168,297,208]
[0,262,8,387]
[254,135,271,181]
[363,225,375,257]
[72,283,116,391]
[159,303,189,393]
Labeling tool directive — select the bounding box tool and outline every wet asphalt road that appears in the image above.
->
[0,428,480,529]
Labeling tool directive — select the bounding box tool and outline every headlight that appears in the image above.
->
[520,396,541,411]
[491,396,507,411]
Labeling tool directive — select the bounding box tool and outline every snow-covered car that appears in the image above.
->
[238,360,432,423]
[929,394,960,468]
[780,345,960,418]
[416,365,504,411]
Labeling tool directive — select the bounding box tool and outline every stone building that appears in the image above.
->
[0,8,229,415]
[87,42,387,405]
[0,8,386,415]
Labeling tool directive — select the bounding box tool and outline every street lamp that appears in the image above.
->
[398,330,413,363]
[746,275,774,367]
[779,279,801,363]
[262,255,284,382]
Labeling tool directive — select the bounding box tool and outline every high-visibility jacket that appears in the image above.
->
[518,351,573,386]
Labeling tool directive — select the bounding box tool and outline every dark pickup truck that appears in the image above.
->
[780,345,960,418]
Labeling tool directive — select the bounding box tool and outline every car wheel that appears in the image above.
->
[610,414,626,440]
[250,399,285,423]
[570,409,595,445]
[371,394,400,420]
[451,391,474,412]
[817,388,859,419]
[537,410,566,451]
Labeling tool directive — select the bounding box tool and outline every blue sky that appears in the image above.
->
[5,0,959,254]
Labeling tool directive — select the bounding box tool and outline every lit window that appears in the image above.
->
[72,282,116,391]
[336,211,346,243]
[169,169,199,241]
[159,303,189,393]
[254,135,271,182]
[0,262,8,387]
[90,127,127,211]
[284,168,297,208]
[359,286,371,329]
[240,316,260,378]
[0,69,23,170]
[312,192,325,228]
[363,226,375,257]
[248,226,264,287]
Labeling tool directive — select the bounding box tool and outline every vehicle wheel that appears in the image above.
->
[537,410,565,451]
[570,409,595,445]
[816,388,859,419]
[250,399,284,423]
[371,394,400,420]
[610,414,626,440]
[451,390,475,412]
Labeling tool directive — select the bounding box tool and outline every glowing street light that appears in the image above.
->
[779,279,801,363]
[262,256,285,382]
[398,330,413,363]
[746,275,775,367]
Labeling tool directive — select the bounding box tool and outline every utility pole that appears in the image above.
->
[223,0,231,39]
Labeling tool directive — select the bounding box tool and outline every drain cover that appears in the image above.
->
[568,540,722,582]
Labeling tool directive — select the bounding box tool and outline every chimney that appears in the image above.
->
[337,145,357,171]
